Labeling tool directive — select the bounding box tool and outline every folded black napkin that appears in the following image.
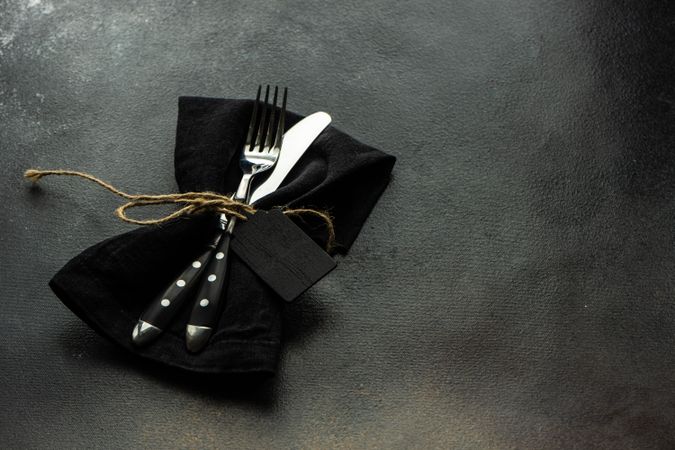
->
[49,97,396,374]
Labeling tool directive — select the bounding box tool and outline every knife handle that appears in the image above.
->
[136,238,219,332]
[186,232,232,330]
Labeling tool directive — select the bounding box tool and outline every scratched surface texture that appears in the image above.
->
[2,0,675,448]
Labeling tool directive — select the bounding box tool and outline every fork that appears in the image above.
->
[185,85,286,352]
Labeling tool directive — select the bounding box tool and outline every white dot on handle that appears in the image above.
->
[207,274,216,282]
[216,252,224,260]
[200,299,209,307]
[192,261,201,268]
[161,299,170,307]
[176,279,186,287]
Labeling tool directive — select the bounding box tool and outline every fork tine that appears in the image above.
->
[256,85,271,151]
[245,85,262,151]
[264,86,279,151]
[273,87,287,150]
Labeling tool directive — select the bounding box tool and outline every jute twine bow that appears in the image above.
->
[24,169,336,251]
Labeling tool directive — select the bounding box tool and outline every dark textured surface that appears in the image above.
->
[2,0,675,448]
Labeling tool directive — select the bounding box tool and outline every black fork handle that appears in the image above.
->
[186,229,232,328]
[184,218,237,352]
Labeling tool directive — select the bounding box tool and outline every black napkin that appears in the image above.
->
[49,97,396,374]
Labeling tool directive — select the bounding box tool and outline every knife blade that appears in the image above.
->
[132,111,332,347]
[249,111,331,204]
[184,111,332,352]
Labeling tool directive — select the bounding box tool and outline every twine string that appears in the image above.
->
[24,169,335,250]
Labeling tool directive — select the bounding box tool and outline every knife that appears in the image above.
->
[132,111,332,347]
[184,111,332,352]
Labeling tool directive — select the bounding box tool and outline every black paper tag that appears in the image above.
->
[230,209,336,302]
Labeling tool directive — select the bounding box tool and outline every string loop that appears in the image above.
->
[24,169,335,251]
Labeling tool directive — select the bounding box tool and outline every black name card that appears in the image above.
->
[230,209,336,302]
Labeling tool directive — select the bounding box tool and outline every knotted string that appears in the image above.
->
[24,169,336,251]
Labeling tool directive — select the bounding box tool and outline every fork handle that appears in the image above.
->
[188,231,232,327]
[183,169,251,351]
[185,173,247,328]
[234,173,254,202]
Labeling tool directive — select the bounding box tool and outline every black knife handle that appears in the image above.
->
[187,232,232,328]
[139,238,219,330]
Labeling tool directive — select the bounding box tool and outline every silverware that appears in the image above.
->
[131,85,280,347]
[185,85,286,352]
[132,91,332,348]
